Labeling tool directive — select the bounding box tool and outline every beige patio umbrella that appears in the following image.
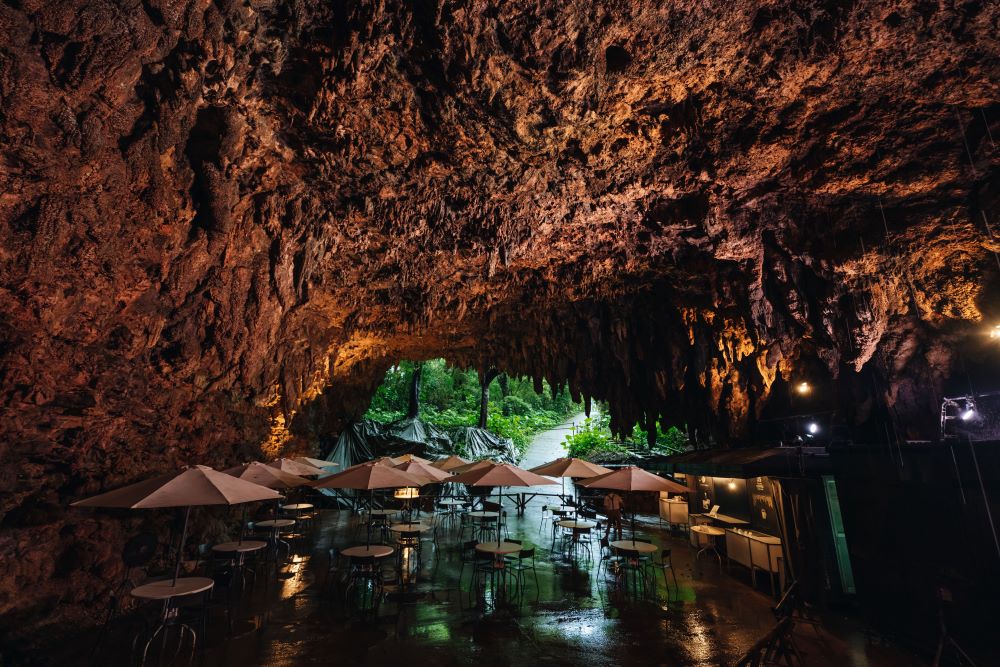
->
[431,455,469,471]
[528,457,613,502]
[394,453,431,464]
[394,459,453,483]
[311,462,426,546]
[294,456,339,469]
[72,465,280,584]
[577,466,688,542]
[267,458,325,477]
[449,463,556,545]
[224,462,310,488]
[449,459,495,474]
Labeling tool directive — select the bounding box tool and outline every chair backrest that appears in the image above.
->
[519,548,535,559]
[600,537,610,549]
[507,539,522,545]
[462,540,477,551]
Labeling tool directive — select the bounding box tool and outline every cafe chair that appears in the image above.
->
[653,548,678,599]
[511,548,538,600]
[596,537,623,580]
[538,505,553,534]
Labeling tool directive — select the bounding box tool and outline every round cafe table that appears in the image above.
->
[256,519,295,562]
[690,525,725,569]
[610,540,658,598]
[474,542,523,608]
[280,503,313,511]
[467,511,501,541]
[557,520,596,560]
[130,577,214,664]
[342,545,394,559]
[341,545,394,611]
[389,522,432,535]
[212,541,266,593]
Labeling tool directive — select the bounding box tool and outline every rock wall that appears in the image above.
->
[0,0,997,645]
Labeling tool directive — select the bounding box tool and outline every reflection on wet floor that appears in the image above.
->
[81,500,922,667]
[76,420,922,667]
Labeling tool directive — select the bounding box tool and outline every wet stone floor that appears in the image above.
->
[78,420,921,666]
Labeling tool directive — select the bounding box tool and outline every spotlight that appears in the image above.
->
[796,381,811,395]
[806,422,820,435]
[960,401,977,421]
[727,479,737,490]
[990,325,1000,340]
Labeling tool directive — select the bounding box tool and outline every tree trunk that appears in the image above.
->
[478,368,500,428]
[497,373,510,398]
[407,362,423,419]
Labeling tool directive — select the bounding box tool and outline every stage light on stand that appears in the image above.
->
[960,401,977,421]
[806,422,820,435]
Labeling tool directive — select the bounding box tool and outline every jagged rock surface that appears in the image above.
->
[0,0,997,642]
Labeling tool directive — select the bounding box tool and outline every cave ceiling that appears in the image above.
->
[1,0,999,484]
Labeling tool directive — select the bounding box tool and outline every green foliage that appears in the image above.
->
[363,359,581,460]
[631,423,690,453]
[562,408,691,460]
[562,415,629,459]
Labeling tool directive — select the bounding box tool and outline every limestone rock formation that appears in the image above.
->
[0,0,997,643]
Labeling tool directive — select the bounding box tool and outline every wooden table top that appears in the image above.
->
[556,520,596,530]
[610,540,658,554]
[475,541,523,555]
[390,522,431,533]
[281,503,313,511]
[467,511,500,519]
[342,545,394,558]
[131,577,214,600]
[690,525,726,537]
[256,519,295,528]
[212,540,267,553]
[368,509,398,517]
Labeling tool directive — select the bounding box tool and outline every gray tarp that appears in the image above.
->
[383,417,453,456]
[449,426,518,464]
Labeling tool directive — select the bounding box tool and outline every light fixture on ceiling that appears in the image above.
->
[960,400,977,421]
[990,325,1000,340]
[806,422,820,435]
[796,381,812,395]
[394,487,419,499]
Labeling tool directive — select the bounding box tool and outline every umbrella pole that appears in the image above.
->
[366,489,373,549]
[172,506,192,586]
[238,505,248,545]
[631,492,638,544]
[498,486,503,546]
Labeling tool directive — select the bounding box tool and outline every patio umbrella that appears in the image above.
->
[528,457,613,502]
[394,453,431,464]
[449,459,495,475]
[577,466,688,542]
[225,461,310,488]
[431,455,469,471]
[449,463,555,545]
[72,465,280,584]
[311,462,426,546]
[224,462,309,541]
[267,458,325,477]
[294,456,339,469]
[393,459,453,484]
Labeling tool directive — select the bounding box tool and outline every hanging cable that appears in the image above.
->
[966,436,1000,558]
